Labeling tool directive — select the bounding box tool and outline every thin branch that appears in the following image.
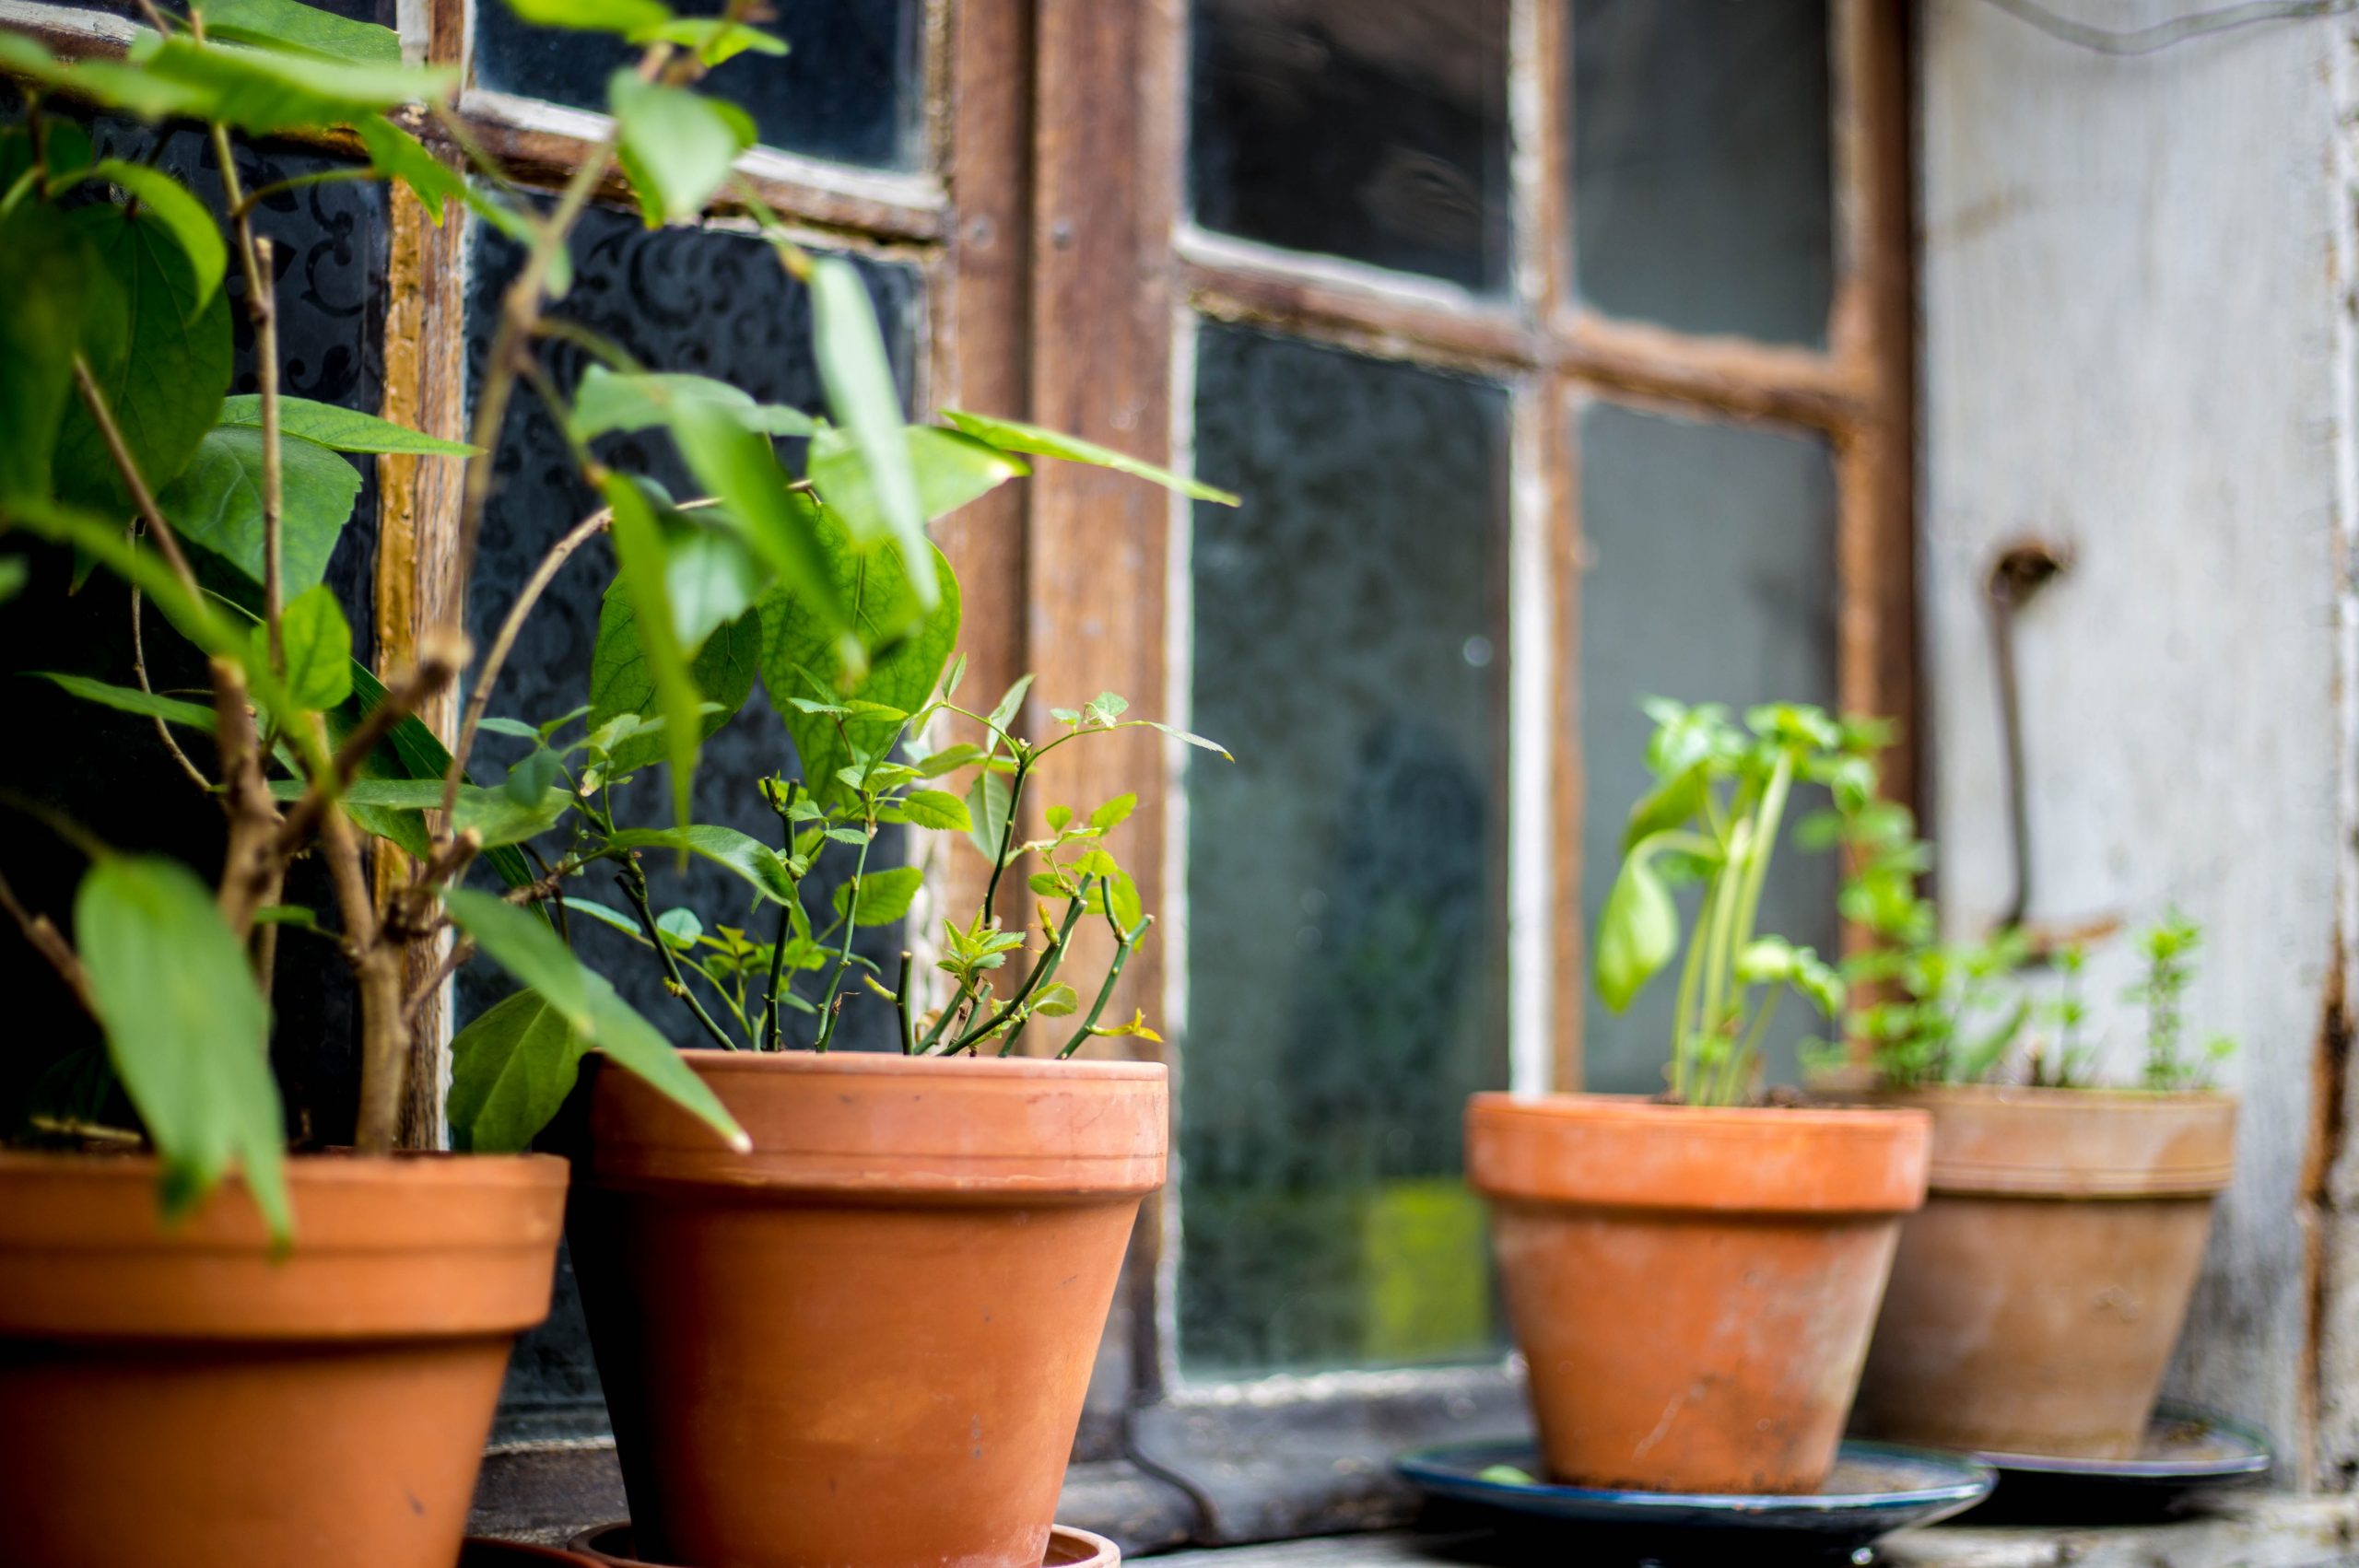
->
[210,658,284,939]
[128,583,212,791]
[618,865,738,1050]
[811,825,874,1053]
[251,234,285,672]
[71,358,202,597]
[275,626,466,859]
[1059,914,1154,1060]
[0,864,96,1015]
[953,886,1090,1055]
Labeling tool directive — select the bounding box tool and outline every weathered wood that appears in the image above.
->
[1919,0,2345,1480]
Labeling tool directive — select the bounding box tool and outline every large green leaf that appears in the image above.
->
[193,0,403,65]
[1595,835,1682,1015]
[670,400,841,627]
[831,864,921,926]
[805,424,1026,544]
[157,426,363,595]
[808,257,928,604]
[0,202,103,506]
[76,855,291,1241]
[588,585,761,777]
[354,114,464,225]
[123,35,455,135]
[604,825,798,904]
[443,887,748,1152]
[0,34,217,123]
[568,366,815,442]
[635,17,787,64]
[608,71,755,226]
[268,584,354,712]
[502,0,671,33]
[53,200,231,520]
[602,473,700,827]
[266,777,570,848]
[78,161,228,308]
[31,671,218,731]
[217,394,478,455]
[945,409,1240,504]
[447,989,586,1153]
[328,658,534,887]
[758,509,960,808]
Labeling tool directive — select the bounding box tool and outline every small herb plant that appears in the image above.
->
[2128,910,2236,1091]
[1592,699,1884,1107]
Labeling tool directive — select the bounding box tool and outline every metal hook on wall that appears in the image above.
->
[1985,538,2071,933]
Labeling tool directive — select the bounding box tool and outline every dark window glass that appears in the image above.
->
[475,0,924,172]
[1189,0,1512,294]
[1180,325,1510,1379]
[0,113,386,1149]
[1575,400,1838,1095]
[1568,0,1835,345]
[465,205,921,1437]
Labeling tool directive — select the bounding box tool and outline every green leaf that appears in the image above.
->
[964,767,1011,864]
[29,672,217,731]
[1625,762,1707,854]
[757,509,961,809]
[464,185,572,298]
[503,0,670,32]
[984,673,1032,752]
[1109,871,1144,933]
[669,400,839,622]
[1089,793,1138,832]
[587,583,762,778]
[944,409,1239,505]
[216,394,477,455]
[0,203,100,506]
[559,897,646,941]
[80,160,227,308]
[53,200,232,520]
[264,583,354,710]
[324,655,533,887]
[601,474,700,827]
[608,71,755,226]
[265,776,569,848]
[1031,981,1079,1018]
[655,907,703,949]
[354,114,464,225]
[664,523,766,651]
[194,0,403,64]
[1144,720,1232,760]
[0,557,27,603]
[1595,836,1681,1014]
[806,424,1027,545]
[605,825,799,904]
[808,256,930,605]
[76,855,290,1241]
[833,864,922,926]
[897,789,971,832]
[123,34,455,135]
[569,365,816,442]
[445,886,749,1153]
[0,34,220,122]
[157,427,362,596]
[503,746,560,806]
[448,989,586,1154]
[632,16,788,64]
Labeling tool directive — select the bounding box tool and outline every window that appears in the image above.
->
[0,0,1912,1543]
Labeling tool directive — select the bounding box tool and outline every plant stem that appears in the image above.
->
[954,887,1088,1055]
[1694,821,1750,1103]
[618,866,736,1050]
[917,976,979,1052]
[981,754,1027,919]
[70,359,203,598]
[1669,879,1717,1101]
[895,950,916,1055]
[812,825,874,1052]
[1060,914,1152,1060]
[759,779,801,1050]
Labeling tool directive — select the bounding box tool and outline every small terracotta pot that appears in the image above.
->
[1849,1085,2237,1458]
[0,1149,568,1568]
[567,1520,1123,1567]
[1466,1093,1931,1494]
[575,1051,1166,1568]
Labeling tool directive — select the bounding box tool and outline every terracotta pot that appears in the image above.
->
[462,1540,609,1568]
[568,1520,1123,1567]
[1849,1085,2237,1459]
[575,1051,1166,1568]
[1465,1093,1931,1494]
[0,1149,568,1568]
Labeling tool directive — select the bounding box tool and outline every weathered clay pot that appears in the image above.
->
[1466,1093,1931,1494]
[1849,1085,2237,1458]
[568,1520,1124,1567]
[0,1149,569,1568]
[575,1051,1167,1568]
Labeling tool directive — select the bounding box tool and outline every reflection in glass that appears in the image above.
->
[1190,0,1511,293]
[475,0,922,171]
[1576,400,1839,1094]
[1568,0,1834,345]
[1180,325,1510,1379]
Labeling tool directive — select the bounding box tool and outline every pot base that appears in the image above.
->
[568,1521,1122,1567]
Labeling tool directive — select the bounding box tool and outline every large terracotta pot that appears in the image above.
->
[1849,1085,2237,1458]
[1466,1093,1931,1494]
[575,1051,1167,1568]
[0,1149,568,1568]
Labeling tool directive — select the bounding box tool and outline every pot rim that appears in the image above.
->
[665,1048,1168,1082]
[566,1520,1121,1567]
[0,1146,569,1189]
[1843,1082,2237,1198]
[1469,1089,1931,1134]
[1850,1082,2237,1110]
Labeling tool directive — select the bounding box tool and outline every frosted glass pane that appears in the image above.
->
[1180,325,1510,1378]
[1576,401,1839,1094]
[1190,0,1512,293]
[1568,0,1835,345]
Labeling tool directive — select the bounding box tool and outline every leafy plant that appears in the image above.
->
[0,0,1235,1235]
[1591,699,1884,1107]
[2128,910,2235,1091]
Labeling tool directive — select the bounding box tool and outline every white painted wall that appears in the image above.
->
[1919,0,2350,1480]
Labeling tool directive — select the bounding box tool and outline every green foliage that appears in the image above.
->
[945,409,1242,506]
[192,0,402,65]
[1591,698,1878,1106]
[158,426,362,595]
[76,855,290,1241]
[217,394,479,455]
[608,70,755,226]
[2130,910,2233,1091]
[586,578,760,776]
[808,256,926,604]
[267,583,355,711]
[0,204,100,506]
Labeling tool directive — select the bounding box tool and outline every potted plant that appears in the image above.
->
[1822,807,2238,1459]
[0,1,1225,1561]
[446,545,1225,1567]
[1465,700,1931,1494]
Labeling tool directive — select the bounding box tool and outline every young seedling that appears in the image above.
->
[2128,910,2234,1091]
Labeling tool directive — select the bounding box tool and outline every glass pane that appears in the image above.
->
[475,0,923,171]
[1180,324,1510,1379]
[1567,0,1835,345]
[1575,400,1838,1094]
[465,205,921,1437]
[1190,0,1512,294]
[0,112,386,1148]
